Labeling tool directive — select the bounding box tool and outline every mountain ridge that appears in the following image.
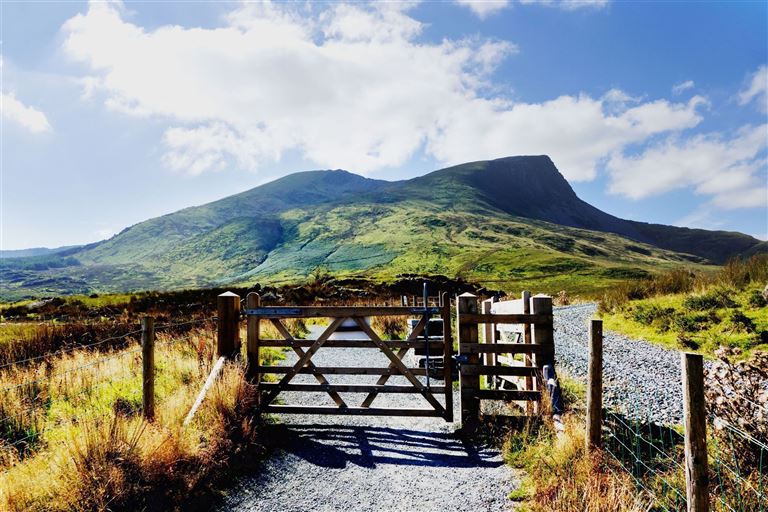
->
[1,156,764,300]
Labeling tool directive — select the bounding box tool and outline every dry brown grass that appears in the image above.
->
[0,324,279,511]
[505,418,651,512]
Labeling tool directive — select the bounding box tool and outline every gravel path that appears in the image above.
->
[218,304,683,511]
[554,303,683,424]
[218,327,518,512]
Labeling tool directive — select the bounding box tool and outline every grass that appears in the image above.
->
[0,324,285,511]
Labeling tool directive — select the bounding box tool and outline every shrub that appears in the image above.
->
[630,304,675,328]
[371,315,406,339]
[682,288,737,310]
[728,310,756,333]
[747,289,767,308]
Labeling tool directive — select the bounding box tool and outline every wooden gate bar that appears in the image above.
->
[260,317,345,408]
[257,366,430,376]
[258,339,444,350]
[270,318,348,408]
[263,405,443,417]
[354,317,446,415]
[459,313,552,325]
[459,365,538,376]
[464,389,541,401]
[459,343,545,354]
[259,383,448,394]
[244,306,442,318]
[360,315,427,407]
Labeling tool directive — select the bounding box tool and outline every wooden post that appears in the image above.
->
[481,298,495,389]
[682,353,709,512]
[141,316,155,420]
[458,293,480,429]
[217,291,241,359]
[522,291,533,414]
[441,292,454,423]
[246,292,260,387]
[531,295,553,414]
[586,319,603,451]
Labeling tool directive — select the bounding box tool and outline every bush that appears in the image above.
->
[630,304,675,328]
[729,310,756,333]
[682,288,737,310]
[747,289,767,308]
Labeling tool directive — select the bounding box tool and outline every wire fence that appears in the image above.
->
[602,397,767,511]
[0,317,216,473]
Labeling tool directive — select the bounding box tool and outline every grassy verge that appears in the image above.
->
[598,255,767,358]
[0,323,286,511]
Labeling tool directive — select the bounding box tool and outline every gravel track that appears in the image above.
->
[554,303,683,424]
[218,328,518,512]
[218,304,682,511]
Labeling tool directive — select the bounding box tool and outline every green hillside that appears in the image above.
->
[2,156,764,300]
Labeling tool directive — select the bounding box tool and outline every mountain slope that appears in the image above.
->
[2,156,764,300]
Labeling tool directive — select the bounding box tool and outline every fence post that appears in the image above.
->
[217,291,241,359]
[481,298,495,389]
[458,293,480,429]
[441,292,454,423]
[530,295,553,415]
[246,293,260,389]
[682,352,709,512]
[586,319,603,451]
[522,290,533,414]
[141,316,155,420]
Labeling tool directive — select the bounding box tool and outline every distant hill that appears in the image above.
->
[1,156,764,300]
[0,245,81,259]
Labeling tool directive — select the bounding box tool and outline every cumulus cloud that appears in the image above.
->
[455,0,510,18]
[739,65,767,113]
[607,124,768,209]
[672,80,694,95]
[2,92,51,133]
[518,0,610,10]
[61,1,708,182]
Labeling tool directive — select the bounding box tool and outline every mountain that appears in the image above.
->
[2,156,764,300]
[0,245,81,259]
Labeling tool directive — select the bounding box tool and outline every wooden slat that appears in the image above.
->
[354,317,445,415]
[459,343,546,354]
[259,383,447,394]
[243,306,441,318]
[360,315,427,407]
[441,291,453,423]
[259,339,445,350]
[256,366,430,376]
[262,405,443,417]
[459,313,552,325]
[459,365,538,377]
[270,318,348,408]
[462,389,541,401]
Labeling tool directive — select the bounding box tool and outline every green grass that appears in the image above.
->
[601,283,768,358]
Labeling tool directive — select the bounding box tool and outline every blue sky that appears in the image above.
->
[2,0,767,250]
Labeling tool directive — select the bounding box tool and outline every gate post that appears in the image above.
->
[682,352,709,512]
[246,293,261,395]
[586,319,603,451]
[441,292,454,422]
[458,293,480,429]
[217,291,241,359]
[531,295,554,414]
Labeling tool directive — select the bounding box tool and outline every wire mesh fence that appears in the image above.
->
[0,317,216,473]
[602,394,767,511]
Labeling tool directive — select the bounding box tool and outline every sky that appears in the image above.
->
[1,0,767,250]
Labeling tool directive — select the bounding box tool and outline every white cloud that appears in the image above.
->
[61,1,708,183]
[739,65,767,113]
[607,124,768,209]
[455,0,510,18]
[672,80,694,95]
[1,92,51,133]
[519,0,609,10]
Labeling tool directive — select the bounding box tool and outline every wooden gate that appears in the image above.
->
[243,292,454,421]
[456,292,554,427]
